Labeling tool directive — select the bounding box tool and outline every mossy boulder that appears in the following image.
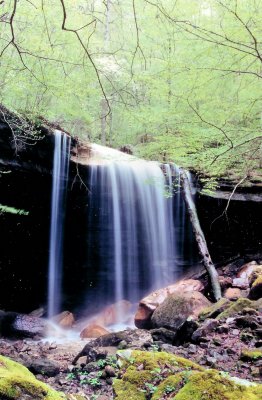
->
[0,355,65,399]
[216,298,262,319]
[240,349,262,361]
[151,291,211,330]
[199,298,230,320]
[114,350,261,400]
[249,275,262,300]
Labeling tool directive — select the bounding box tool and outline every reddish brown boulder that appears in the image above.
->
[88,300,132,327]
[52,311,75,328]
[224,287,242,300]
[237,261,258,279]
[80,324,110,339]
[135,279,204,329]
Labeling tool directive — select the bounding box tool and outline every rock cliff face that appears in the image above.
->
[0,108,261,314]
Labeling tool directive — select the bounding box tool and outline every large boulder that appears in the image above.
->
[52,311,75,328]
[232,261,259,290]
[80,323,110,339]
[73,329,153,365]
[151,291,211,331]
[82,300,133,328]
[0,312,48,339]
[135,279,204,329]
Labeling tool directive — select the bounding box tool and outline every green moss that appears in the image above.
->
[0,355,65,400]
[199,298,229,320]
[114,351,262,400]
[123,367,152,385]
[174,370,261,400]
[241,349,262,361]
[114,380,146,400]
[117,350,203,373]
[216,298,259,319]
[152,373,185,399]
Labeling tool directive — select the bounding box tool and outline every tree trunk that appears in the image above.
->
[180,169,222,301]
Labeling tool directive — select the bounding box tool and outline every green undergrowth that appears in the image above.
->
[0,355,65,400]
[114,350,262,400]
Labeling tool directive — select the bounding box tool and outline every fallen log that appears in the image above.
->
[180,169,222,301]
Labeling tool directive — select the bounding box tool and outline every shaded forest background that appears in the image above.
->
[0,0,261,190]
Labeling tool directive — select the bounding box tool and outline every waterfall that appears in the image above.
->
[47,131,71,317]
[86,147,198,318]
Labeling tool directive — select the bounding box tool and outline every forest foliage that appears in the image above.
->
[0,0,261,185]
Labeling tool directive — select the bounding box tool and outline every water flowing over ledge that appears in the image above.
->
[48,131,71,317]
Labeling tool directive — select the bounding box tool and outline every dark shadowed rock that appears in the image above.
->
[73,329,152,364]
[24,358,60,377]
[191,319,219,343]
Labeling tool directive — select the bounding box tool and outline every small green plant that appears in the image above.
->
[150,344,160,352]
[151,367,161,374]
[66,372,76,380]
[97,355,118,369]
[165,384,177,394]
[144,382,157,394]
[87,377,101,387]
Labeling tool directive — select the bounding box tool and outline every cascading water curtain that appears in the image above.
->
[47,131,71,317]
[88,160,179,309]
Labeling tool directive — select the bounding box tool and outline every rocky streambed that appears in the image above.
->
[0,257,261,399]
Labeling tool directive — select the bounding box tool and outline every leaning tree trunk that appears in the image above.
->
[180,169,222,301]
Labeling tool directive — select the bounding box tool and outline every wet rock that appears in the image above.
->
[191,319,219,343]
[73,329,152,364]
[175,318,199,345]
[84,361,100,373]
[135,279,204,329]
[150,327,177,344]
[151,291,211,331]
[80,323,110,339]
[235,315,259,329]
[29,307,45,318]
[0,312,48,339]
[105,365,116,377]
[24,358,60,377]
[52,311,75,328]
